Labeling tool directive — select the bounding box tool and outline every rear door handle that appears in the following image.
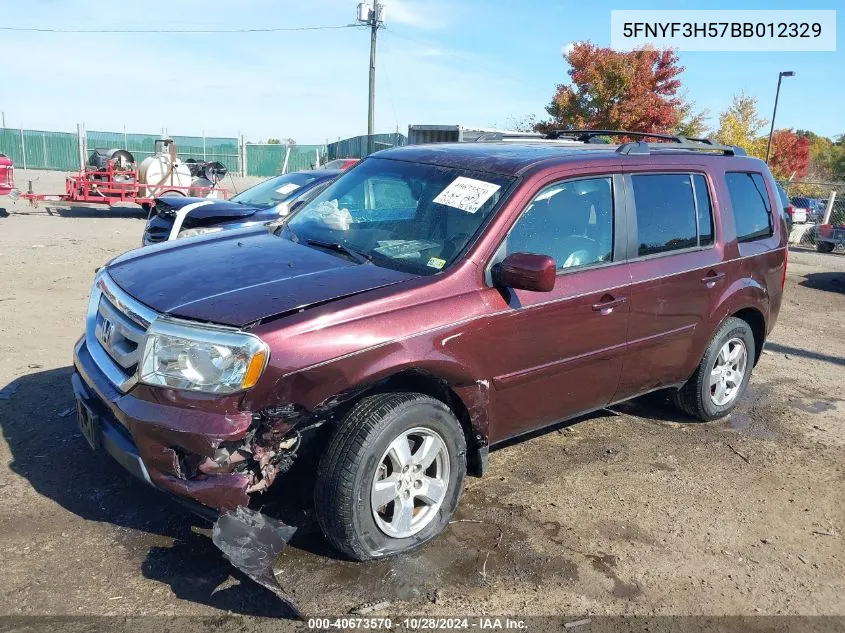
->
[701,271,726,288]
[592,295,627,314]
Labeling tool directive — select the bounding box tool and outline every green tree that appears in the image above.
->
[713,92,768,156]
[673,99,708,138]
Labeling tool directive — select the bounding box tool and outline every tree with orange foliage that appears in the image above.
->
[535,43,699,135]
[768,129,810,180]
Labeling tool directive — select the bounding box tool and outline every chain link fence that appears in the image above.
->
[780,181,845,253]
[0,126,407,179]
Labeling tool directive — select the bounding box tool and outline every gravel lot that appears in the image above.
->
[1,172,843,623]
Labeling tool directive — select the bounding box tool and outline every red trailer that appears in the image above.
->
[18,163,228,208]
[0,154,13,196]
[14,141,230,209]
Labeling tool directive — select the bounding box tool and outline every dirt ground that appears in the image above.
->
[1,172,844,624]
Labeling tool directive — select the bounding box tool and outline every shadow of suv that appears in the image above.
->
[72,130,787,561]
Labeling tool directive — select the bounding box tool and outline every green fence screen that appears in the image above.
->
[0,128,79,171]
[0,127,399,178]
[327,133,406,160]
[246,144,328,177]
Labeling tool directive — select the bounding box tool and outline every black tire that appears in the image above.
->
[671,317,755,421]
[817,241,835,254]
[314,392,466,561]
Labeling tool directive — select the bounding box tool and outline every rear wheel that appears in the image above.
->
[817,241,835,253]
[671,317,755,421]
[315,392,466,561]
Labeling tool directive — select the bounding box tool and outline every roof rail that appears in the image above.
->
[475,128,747,156]
[474,131,544,142]
[616,140,747,156]
[542,128,745,155]
[544,129,687,142]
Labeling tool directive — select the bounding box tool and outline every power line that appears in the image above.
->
[0,24,358,34]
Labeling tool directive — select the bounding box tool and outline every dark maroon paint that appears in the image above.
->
[108,229,417,326]
[494,253,557,292]
[73,143,787,512]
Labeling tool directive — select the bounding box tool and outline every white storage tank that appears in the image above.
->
[138,139,192,197]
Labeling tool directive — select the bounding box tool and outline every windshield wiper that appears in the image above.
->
[305,239,372,264]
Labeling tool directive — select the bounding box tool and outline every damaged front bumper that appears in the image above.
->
[73,337,270,515]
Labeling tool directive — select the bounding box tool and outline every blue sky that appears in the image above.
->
[2,0,842,143]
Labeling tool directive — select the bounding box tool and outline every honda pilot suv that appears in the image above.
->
[72,131,787,560]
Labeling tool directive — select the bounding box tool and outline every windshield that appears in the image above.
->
[282,157,515,275]
[231,172,320,208]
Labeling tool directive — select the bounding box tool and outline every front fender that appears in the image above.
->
[245,326,493,448]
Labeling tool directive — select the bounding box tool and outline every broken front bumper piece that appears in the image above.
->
[212,506,301,616]
[72,337,299,514]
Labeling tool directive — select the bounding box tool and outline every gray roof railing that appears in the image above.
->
[473,128,747,156]
[543,129,747,156]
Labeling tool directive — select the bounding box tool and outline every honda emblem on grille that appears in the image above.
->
[101,318,115,347]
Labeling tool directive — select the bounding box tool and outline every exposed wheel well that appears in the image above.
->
[731,307,766,365]
[366,370,480,471]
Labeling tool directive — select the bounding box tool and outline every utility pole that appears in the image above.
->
[357,1,385,156]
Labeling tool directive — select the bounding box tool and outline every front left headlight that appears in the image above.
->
[177,226,223,240]
[139,318,269,394]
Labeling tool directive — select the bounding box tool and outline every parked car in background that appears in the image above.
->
[0,154,13,196]
[809,198,827,222]
[776,183,793,235]
[321,158,360,171]
[789,197,811,223]
[73,132,786,561]
[142,169,340,245]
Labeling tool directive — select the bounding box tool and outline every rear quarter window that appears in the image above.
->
[725,172,773,242]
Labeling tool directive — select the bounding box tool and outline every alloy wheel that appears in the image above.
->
[371,427,450,539]
[709,337,748,406]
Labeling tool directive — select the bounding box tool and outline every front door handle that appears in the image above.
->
[592,295,627,315]
[701,271,726,288]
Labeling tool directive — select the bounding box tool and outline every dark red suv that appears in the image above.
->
[73,132,786,560]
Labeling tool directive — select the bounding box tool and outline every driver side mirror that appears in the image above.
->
[492,253,556,292]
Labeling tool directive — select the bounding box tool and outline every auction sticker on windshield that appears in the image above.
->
[433,177,501,213]
[276,183,300,195]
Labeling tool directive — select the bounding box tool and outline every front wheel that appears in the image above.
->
[817,241,835,253]
[315,393,466,561]
[671,317,755,421]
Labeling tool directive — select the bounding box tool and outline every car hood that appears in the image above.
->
[157,196,262,220]
[106,228,419,326]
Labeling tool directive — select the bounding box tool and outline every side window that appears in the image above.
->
[725,172,773,242]
[506,177,613,271]
[693,174,714,246]
[631,174,697,256]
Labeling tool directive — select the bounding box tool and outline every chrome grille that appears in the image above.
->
[85,273,158,392]
[95,297,145,372]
